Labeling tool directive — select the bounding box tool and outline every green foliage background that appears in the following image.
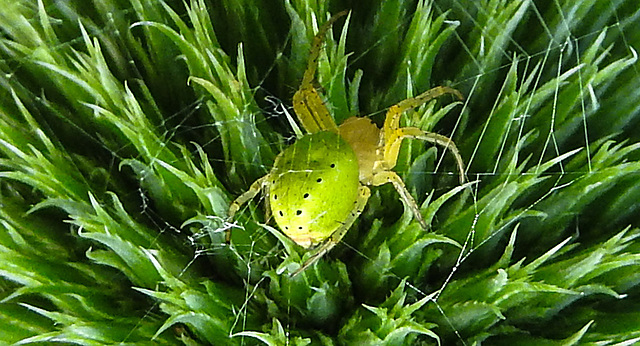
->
[1,0,639,344]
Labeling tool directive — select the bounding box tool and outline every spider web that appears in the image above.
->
[110,1,637,344]
[2,0,638,344]
[158,2,636,344]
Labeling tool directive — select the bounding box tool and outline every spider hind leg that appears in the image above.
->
[227,175,269,242]
[291,184,370,277]
[371,171,428,229]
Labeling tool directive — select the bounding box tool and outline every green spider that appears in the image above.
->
[228,11,466,276]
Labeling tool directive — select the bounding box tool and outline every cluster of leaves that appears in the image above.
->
[0,0,639,344]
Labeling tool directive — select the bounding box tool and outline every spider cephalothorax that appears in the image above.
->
[228,11,466,276]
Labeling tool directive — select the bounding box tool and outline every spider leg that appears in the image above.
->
[292,11,348,134]
[383,86,463,137]
[380,85,465,184]
[391,127,466,184]
[226,175,269,242]
[263,183,272,221]
[291,184,370,277]
[371,171,428,229]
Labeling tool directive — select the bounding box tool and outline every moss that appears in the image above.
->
[0,0,639,344]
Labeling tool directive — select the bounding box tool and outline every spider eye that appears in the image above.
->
[330,163,335,168]
[316,178,322,183]
[303,193,309,198]
[274,194,278,200]
[296,210,302,215]
[279,211,284,217]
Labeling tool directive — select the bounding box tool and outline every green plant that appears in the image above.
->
[1,0,639,344]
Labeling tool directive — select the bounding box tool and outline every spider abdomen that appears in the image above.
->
[269,131,360,248]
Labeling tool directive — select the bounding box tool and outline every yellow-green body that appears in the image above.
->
[227,11,465,276]
[269,131,359,248]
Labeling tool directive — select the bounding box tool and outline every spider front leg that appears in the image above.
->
[392,128,466,184]
[292,11,348,134]
[291,185,370,277]
[383,86,463,137]
[226,175,269,242]
[382,86,466,184]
